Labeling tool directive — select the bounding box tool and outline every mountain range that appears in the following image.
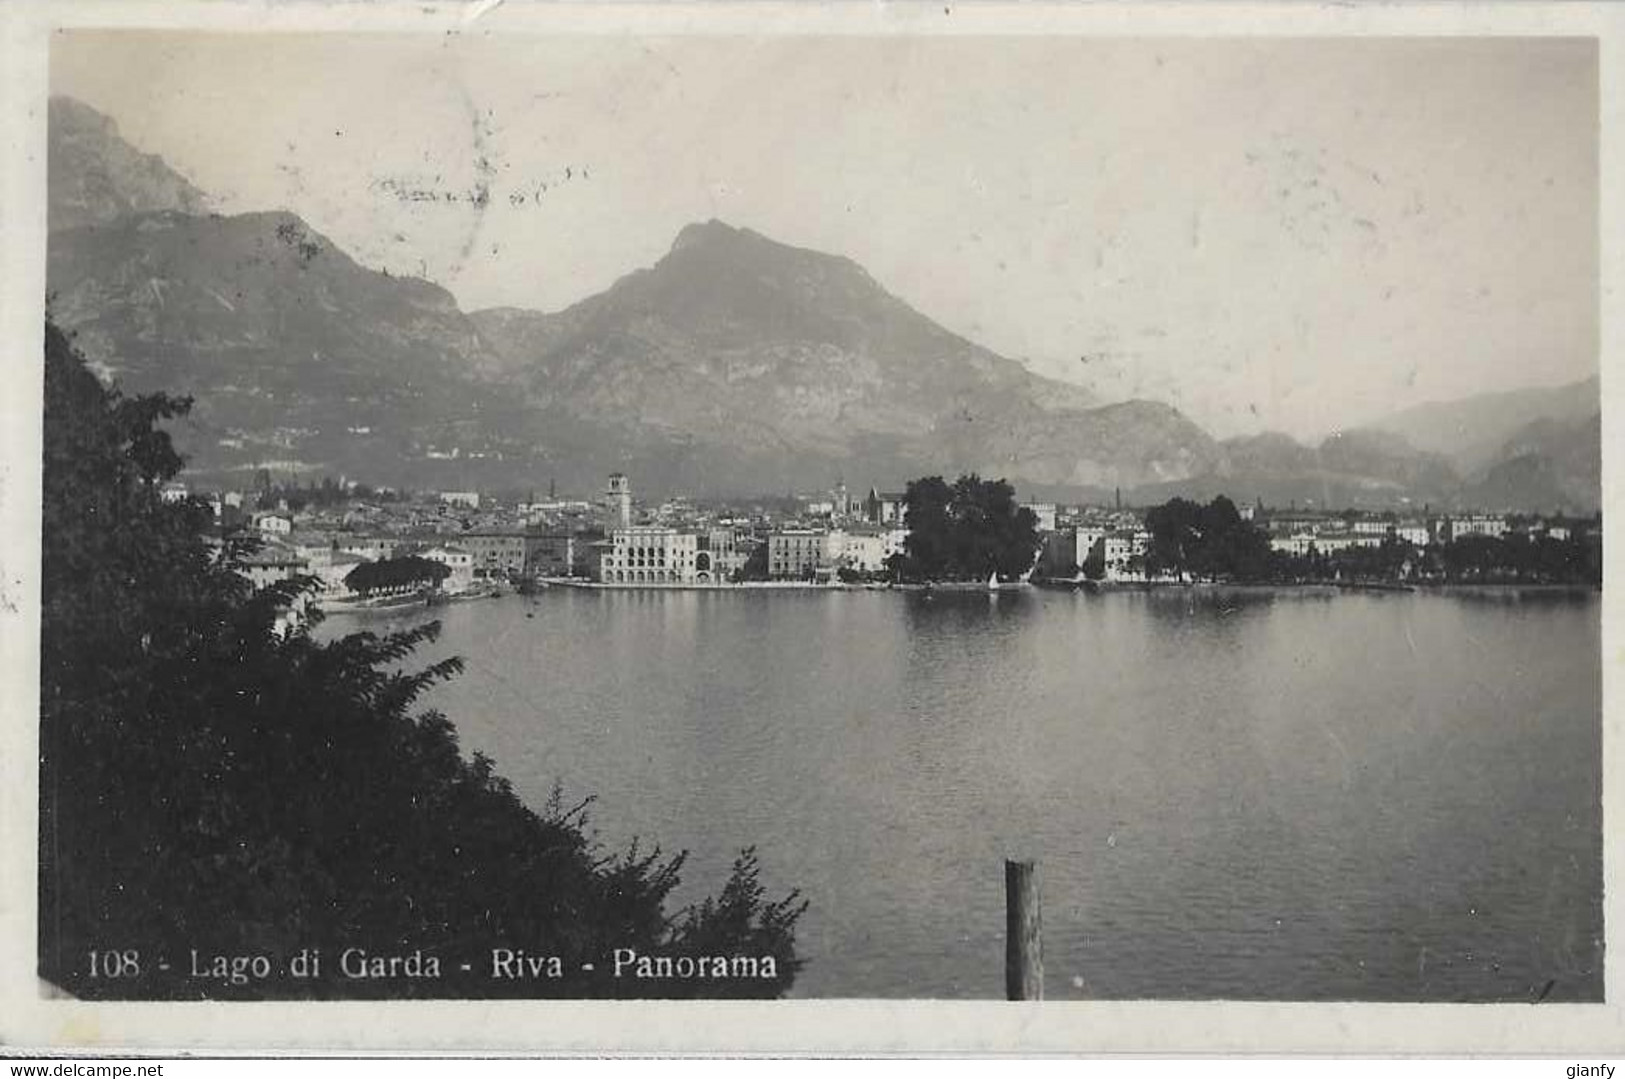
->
[42,96,1601,512]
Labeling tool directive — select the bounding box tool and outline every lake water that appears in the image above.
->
[328,586,1602,1001]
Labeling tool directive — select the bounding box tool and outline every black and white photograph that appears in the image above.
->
[3,0,1619,1056]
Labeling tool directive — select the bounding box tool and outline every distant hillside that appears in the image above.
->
[43,96,1599,506]
[48,96,209,231]
[1131,427,1461,510]
[1461,411,1601,513]
[1125,420,1603,513]
[465,306,572,381]
[470,219,1224,493]
[47,209,531,486]
[1363,377,1599,472]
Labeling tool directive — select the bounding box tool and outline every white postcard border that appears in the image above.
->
[0,0,1619,1055]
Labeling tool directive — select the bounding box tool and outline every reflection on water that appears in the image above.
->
[331,587,1602,1001]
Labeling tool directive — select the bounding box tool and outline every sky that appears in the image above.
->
[51,31,1598,439]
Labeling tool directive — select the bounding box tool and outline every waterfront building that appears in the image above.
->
[1310,533,1357,554]
[1309,531,1384,554]
[699,528,748,579]
[1394,522,1430,547]
[237,543,309,590]
[1094,529,1152,581]
[314,551,367,597]
[462,530,527,579]
[768,529,833,579]
[599,526,701,584]
[420,545,475,592]
[526,531,595,578]
[1270,532,1317,557]
[1102,531,1138,577]
[831,528,889,575]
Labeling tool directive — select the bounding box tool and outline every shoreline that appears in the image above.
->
[323,578,1599,606]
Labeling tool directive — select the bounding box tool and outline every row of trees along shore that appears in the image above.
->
[784,477,1595,587]
[343,555,450,597]
[1127,495,1600,586]
[40,321,805,1000]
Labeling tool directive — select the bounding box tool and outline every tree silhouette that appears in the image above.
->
[40,322,803,999]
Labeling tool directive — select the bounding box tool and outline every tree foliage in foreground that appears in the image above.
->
[39,322,804,999]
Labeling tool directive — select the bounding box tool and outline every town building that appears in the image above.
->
[1101,531,1136,575]
[831,481,861,518]
[1024,502,1058,533]
[699,528,749,579]
[1308,532,1375,555]
[313,551,368,597]
[599,526,701,584]
[237,543,309,590]
[831,528,891,575]
[419,545,475,592]
[519,499,595,518]
[768,529,833,580]
[863,488,906,526]
[338,534,399,562]
[288,531,337,565]
[1270,532,1317,557]
[1265,512,1332,536]
[461,530,527,579]
[525,531,595,578]
[254,512,293,536]
[440,491,481,510]
[1451,514,1509,540]
[1394,522,1430,547]
[605,473,633,531]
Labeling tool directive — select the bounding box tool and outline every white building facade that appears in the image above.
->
[420,545,475,592]
[600,526,702,584]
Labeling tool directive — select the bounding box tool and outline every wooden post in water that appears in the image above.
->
[1004,858,1043,1000]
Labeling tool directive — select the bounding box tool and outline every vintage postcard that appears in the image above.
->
[0,0,1620,1056]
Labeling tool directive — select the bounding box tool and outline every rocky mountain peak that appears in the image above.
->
[48,95,210,231]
